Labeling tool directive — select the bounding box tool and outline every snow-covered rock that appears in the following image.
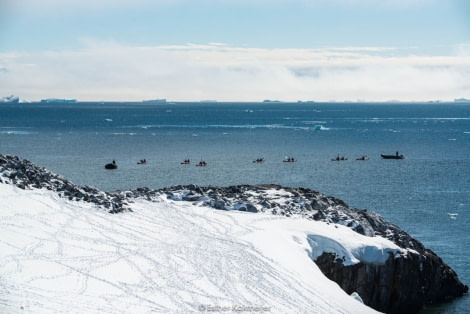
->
[0,154,468,313]
[0,182,379,313]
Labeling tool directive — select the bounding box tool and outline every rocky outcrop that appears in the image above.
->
[316,250,466,314]
[146,184,469,312]
[1,154,467,313]
[0,154,130,213]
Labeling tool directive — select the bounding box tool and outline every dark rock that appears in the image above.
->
[213,199,226,210]
[246,204,258,213]
[186,184,198,191]
[311,210,326,221]
[315,250,468,314]
[183,191,202,202]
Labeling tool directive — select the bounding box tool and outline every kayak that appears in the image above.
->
[381,154,405,159]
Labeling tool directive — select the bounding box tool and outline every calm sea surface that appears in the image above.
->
[1,102,469,312]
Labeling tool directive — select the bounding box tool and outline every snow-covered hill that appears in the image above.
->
[0,183,393,313]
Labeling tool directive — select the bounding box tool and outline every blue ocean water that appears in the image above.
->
[1,101,469,312]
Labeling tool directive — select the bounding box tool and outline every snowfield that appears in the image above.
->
[0,183,400,313]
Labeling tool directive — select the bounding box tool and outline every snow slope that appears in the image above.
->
[0,183,398,313]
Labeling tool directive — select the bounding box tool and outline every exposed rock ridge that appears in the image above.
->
[1,154,467,313]
[0,154,130,213]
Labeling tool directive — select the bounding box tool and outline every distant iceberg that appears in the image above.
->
[0,95,19,104]
[315,125,330,131]
[142,98,166,104]
[41,98,77,103]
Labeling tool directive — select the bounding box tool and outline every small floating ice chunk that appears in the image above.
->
[448,213,458,219]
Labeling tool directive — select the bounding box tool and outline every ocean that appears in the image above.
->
[1,101,469,313]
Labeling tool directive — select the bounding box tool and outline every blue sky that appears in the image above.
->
[1,0,469,101]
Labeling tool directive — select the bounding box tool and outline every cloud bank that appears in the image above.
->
[1,42,469,102]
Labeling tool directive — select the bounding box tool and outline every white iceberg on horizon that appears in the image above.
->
[0,95,19,103]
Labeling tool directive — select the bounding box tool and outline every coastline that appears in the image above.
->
[0,154,467,313]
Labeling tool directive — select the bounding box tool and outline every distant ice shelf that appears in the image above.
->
[142,99,166,103]
[41,98,77,103]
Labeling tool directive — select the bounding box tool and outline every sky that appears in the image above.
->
[0,0,469,102]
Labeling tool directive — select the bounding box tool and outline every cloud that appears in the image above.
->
[1,43,469,102]
[454,43,470,57]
